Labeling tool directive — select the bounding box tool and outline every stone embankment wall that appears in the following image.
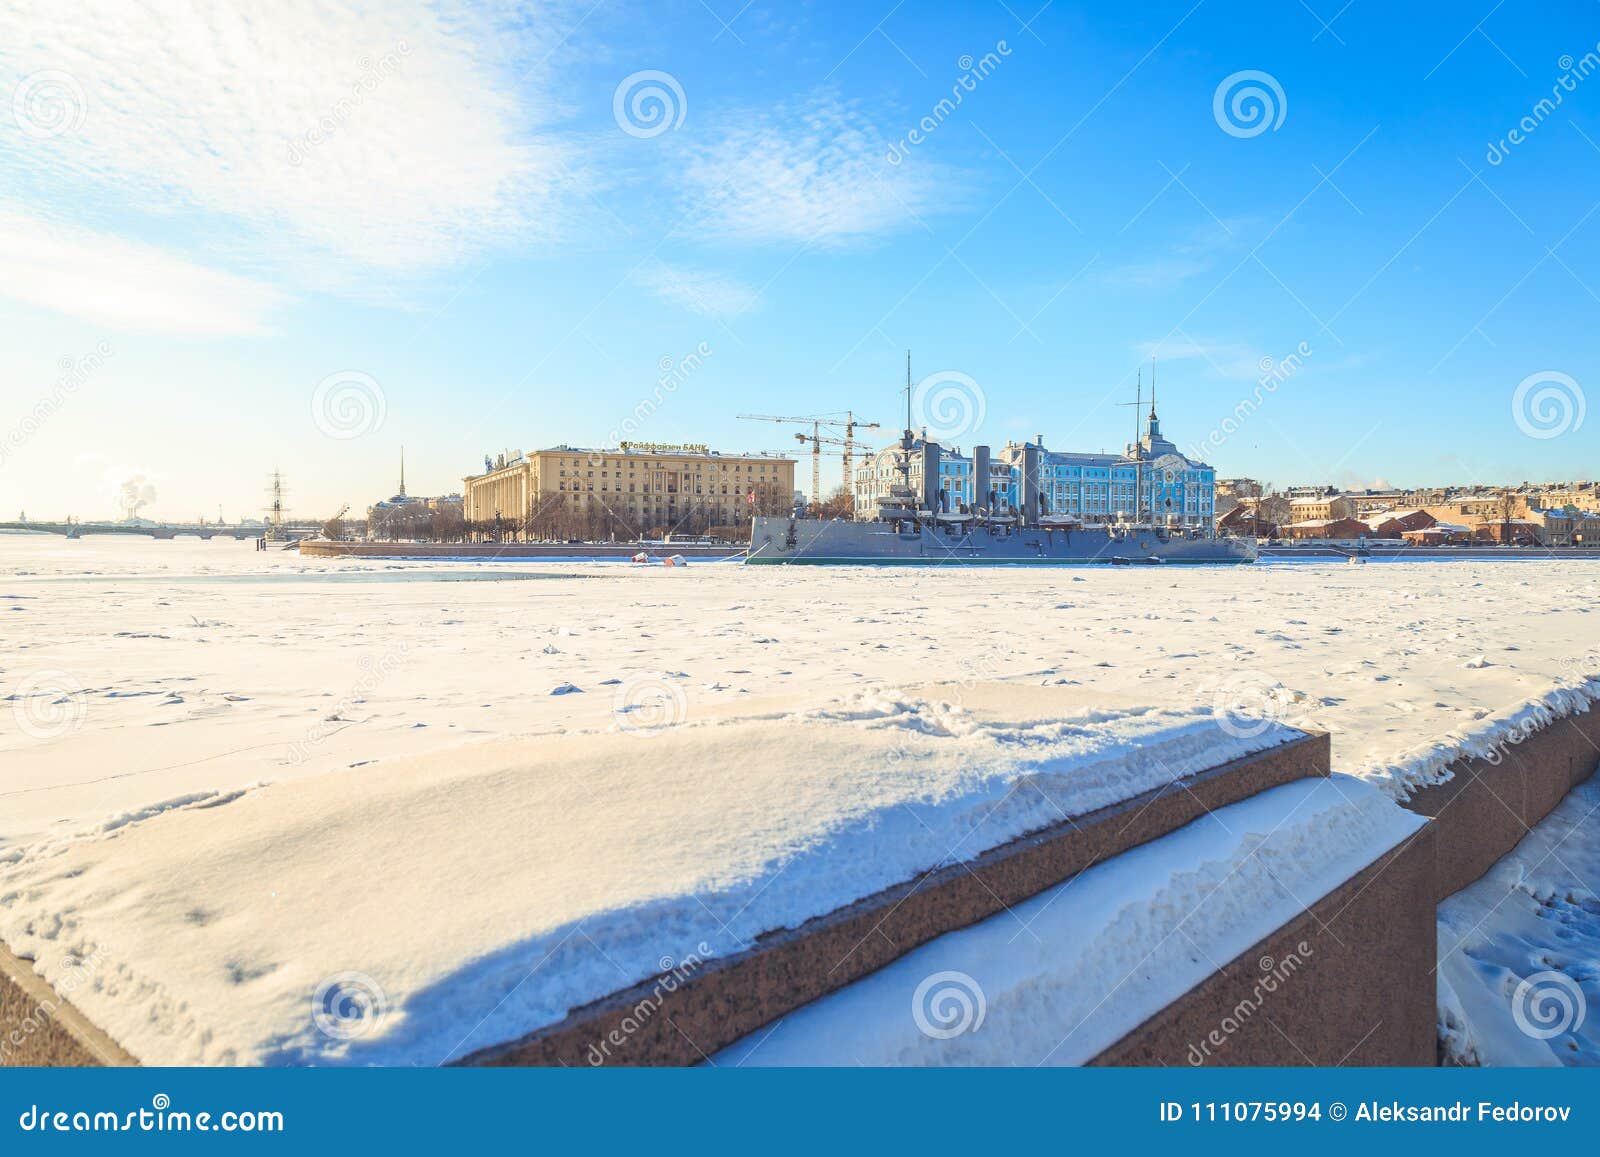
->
[5,711,1596,1068]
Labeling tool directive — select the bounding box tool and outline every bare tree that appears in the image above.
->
[811,485,853,520]
[1495,489,1517,543]
[1256,494,1291,531]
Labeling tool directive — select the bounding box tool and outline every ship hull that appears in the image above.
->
[745,517,1256,565]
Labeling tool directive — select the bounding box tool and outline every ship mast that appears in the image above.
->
[898,350,914,495]
[906,350,913,432]
[1132,371,1142,526]
[1148,356,1157,526]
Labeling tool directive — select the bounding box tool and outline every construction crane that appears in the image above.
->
[739,414,825,504]
[834,412,882,511]
[800,431,884,515]
[737,412,882,510]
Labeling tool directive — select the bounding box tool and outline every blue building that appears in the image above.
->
[852,402,1216,530]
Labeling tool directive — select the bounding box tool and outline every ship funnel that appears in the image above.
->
[972,445,991,515]
[922,439,941,515]
[1021,444,1042,527]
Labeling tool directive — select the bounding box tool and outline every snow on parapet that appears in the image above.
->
[716,775,1424,1066]
[1357,674,1600,802]
[0,694,1299,1066]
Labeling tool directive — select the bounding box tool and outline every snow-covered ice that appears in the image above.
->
[1437,772,1600,1066]
[6,538,1599,848]
[3,536,1599,1065]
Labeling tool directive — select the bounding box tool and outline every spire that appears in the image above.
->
[1149,357,1158,420]
[399,445,406,498]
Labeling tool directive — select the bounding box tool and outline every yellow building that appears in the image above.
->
[462,443,796,540]
[1286,495,1356,522]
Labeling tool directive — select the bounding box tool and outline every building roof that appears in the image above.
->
[870,441,1213,475]
[538,444,793,461]
[1042,450,1128,467]
[1147,451,1206,473]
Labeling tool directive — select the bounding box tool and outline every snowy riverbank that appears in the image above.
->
[4,538,1599,1065]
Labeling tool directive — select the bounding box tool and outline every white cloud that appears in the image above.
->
[1137,335,1266,381]
[1107,219,1254,291]
[0,205,283,334]
[632,259,761,318]
[677,93,954,247]
[0,0,572,273]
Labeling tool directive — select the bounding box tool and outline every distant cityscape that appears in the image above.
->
[1216,479,1600,546]
[7,408,1596,548]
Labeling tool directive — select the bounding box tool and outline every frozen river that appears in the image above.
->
[5,533,1600,848]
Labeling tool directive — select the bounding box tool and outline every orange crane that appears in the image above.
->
[738,412,882,509]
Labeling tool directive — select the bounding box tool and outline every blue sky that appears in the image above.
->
[1,0,1597,520]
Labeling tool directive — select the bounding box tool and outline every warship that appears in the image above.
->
[746,364,1255,567]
